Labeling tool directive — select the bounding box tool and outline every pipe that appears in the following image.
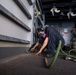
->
[44,40,62,68]
[44,40,76,68]
[61,49,76,59]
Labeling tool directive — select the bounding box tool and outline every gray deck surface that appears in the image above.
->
[0,53,76,75]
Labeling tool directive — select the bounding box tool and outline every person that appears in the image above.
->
[30,27,45,52]
[30,25,65,57]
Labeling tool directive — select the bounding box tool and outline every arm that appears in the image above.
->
[35,37,48,55]
[30,42,39,51]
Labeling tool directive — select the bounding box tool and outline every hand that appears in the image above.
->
[35,50,42,55]
[30,48,35,52]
